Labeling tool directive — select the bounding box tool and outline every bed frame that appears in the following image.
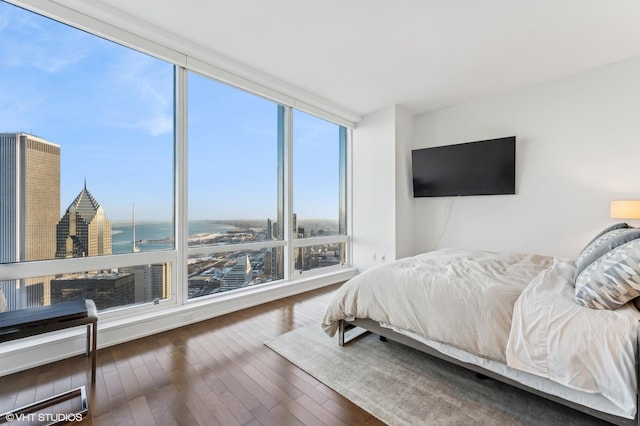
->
[338,318,640,426]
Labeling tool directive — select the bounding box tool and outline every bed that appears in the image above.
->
[322,223,640,425]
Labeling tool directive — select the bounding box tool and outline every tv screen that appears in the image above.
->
[412,136,516,197]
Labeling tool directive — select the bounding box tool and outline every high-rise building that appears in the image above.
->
[271,220,284,281]
[0,133,60,309]
[219,255,252,292]
[50,271,135,310]
[151,263,171,300]
[56,182,112,258]
[120,263,171,303]
[292,213,297,238]
[264,250,273,278]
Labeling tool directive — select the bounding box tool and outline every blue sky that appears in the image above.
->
[0,1,340,222]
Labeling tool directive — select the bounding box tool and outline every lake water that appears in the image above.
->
[111,221,239,254]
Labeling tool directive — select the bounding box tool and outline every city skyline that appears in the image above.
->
[0,2,342,222]
[0,130,342,309]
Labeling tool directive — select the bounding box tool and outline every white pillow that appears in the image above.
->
[575,238,640,309]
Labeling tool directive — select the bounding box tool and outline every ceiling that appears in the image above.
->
[73,1,640,118]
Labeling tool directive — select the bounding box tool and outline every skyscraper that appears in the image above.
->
[0,133,60,309]
[56,182,112,258]
[120,263,171,303]
[51,271,135,310]
[219,255,253,292]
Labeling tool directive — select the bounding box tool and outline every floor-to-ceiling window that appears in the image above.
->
[0,0,351,315]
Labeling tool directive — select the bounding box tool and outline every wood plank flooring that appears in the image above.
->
[0,284,384,425]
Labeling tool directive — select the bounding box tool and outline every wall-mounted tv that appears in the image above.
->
[412,136,516,197]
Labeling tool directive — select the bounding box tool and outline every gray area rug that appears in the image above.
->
[266,325,612,426]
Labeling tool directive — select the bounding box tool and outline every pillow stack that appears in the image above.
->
[574,223,640,309]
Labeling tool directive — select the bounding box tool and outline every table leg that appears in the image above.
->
[91,321,97,383]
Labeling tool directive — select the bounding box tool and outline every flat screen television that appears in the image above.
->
[412,136,516,197]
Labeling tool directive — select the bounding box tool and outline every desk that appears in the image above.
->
[0,300,97,424]
[0,299,98,383]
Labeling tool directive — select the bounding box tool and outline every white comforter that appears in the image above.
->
[507,257,640,418]
[323,248,554,362]
[322,248,640,417]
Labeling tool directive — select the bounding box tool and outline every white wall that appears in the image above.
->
[351,105,416,269]
[395,106,415,259]
[352,106,396,269]
[412,55,640,258]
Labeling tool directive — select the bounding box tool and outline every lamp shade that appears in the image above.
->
[610,200,640,219]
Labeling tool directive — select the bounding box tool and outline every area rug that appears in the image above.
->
[265,325,610,426]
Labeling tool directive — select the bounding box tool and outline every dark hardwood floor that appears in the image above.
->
[0,284,384,425]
